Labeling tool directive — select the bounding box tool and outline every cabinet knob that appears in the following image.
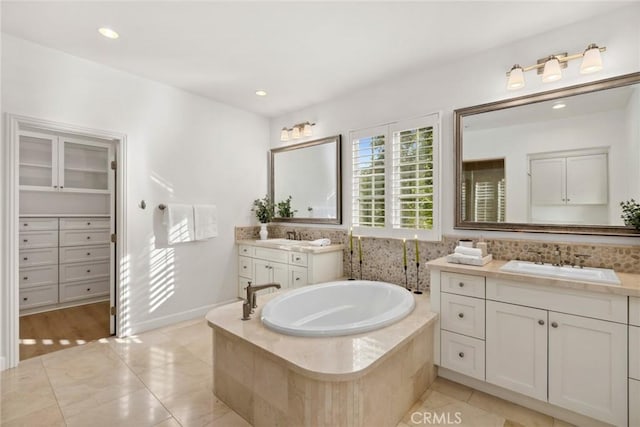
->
[458,352,464,358]
[87,236,91,240]
[296,257,301,261]
[86,288,91,292]
[23,297,28,301]
[458,313,464,319]
[87,222,91,225]
[53,185,58,188]
[296,277,300,281]
[458,282,464,287]
[23,239,28,242]
[86,269,91,273]
[23,223,28,226]
[243,266,247,269]
[87,252,91,256]
[23,257,28,261]
[538,320,545,326]
[551,322,558,328]
[23,277,28,280]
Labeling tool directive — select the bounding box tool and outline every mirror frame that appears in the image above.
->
[454,72,640,236]
[270,135,342,225]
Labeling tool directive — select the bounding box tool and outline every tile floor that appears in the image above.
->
[1,317,573,427]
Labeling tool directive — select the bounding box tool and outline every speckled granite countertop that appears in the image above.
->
[427,257,640,297]
[236,239,344,254]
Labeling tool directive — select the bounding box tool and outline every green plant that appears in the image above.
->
[620,199,640,230]
[277,196,297,218]
[252,195,274,223]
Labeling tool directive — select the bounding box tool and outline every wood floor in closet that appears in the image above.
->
[19,301,111,360]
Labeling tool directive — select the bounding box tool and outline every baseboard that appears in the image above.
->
[127,299,237,336]
[0,356,6,371]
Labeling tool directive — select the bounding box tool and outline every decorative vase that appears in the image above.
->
[259,223,268,240]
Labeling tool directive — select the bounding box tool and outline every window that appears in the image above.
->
[351,114,440,240]
[462,159,506,222]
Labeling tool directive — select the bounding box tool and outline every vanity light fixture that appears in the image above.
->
[506,43,606,90]
[279,121,316,142]
[98,27,119,39]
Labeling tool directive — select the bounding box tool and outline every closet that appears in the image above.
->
[18,128,115,359]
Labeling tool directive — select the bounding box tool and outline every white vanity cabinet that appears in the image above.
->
[430,262,632,427]
[236,241,343,298]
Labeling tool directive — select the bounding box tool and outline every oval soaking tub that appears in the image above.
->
[261,280,415,337]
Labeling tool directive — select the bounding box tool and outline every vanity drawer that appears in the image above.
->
[20,285,58,310]
[630,379,640,427]
[60,245,110,264]
[290,265,308,288]
[238,245,254,257]
[60,217,110,230]
[441,293,485,339]
[253,247,289,264]
[441,272,485,298]
[59,279,109,303]
[630,326,640,381]
[630,297,640,327]
[19,217,58,231]
[19,231,58,249]
[19,265,58,289]
[238,256,253,279]
[60,229,111,247]
[60,261,110,283]
[19,247,58,268]
[290,252,308,267]
[441,330,485,381]
[486,278,627,323]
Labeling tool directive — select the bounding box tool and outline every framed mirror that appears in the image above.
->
[455,72,640,236]
[270,135,342,224]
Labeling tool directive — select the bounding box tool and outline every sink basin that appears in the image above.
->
[500,260,621,285]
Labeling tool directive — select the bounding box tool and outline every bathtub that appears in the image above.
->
[261,280,415,337]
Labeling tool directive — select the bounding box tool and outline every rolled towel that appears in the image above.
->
[309,238,331,247]
[454,246,483,258]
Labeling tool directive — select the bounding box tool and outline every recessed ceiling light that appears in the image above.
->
[98,27,119,40]
[552,103,566,110]
[255,90,268,97]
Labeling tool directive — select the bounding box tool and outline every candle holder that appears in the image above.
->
[348,250,355,280]
[404,265,409,290]
[414,262,423,294]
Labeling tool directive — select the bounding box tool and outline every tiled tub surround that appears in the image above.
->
[206,292,437,426]
[236,226,640,290]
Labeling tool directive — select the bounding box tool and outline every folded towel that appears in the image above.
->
[449,253,482,261]
[163,204,195,245]
[309,238,331,247]
[454,246,483,258]
[194,204,218,240]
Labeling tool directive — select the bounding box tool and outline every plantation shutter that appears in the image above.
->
[351,126,387,228]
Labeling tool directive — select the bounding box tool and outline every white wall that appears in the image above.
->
[1,35,270,338]
[270,4,640,244]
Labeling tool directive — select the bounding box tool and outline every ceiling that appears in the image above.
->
[1,1,632,117]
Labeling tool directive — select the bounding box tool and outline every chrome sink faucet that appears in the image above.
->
[552,245,563,267]
[241,281,281,320]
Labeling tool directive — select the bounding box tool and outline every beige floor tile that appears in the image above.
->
[408,395,505,427]
[0,403,65,427]
[504,420,527,427]
[162,387,231,426]
[64,388,171,427]
[553,418,575,427]
[115,341,203,374]
[212,410,252,427]
[153,417,183,427]
[467,391,554,427]
[429,377,474,402]
[137,351,212,400]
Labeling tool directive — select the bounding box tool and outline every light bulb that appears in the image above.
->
[580,44,603,74]
[303,122,313,136]
[506,65,525,90]
[542,57,562,83]
[280,127,289,142]
[292,126,301,139]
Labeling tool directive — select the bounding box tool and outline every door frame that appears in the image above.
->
[2,113,128,370]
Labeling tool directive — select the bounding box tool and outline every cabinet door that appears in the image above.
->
[565,154,608,205]
[290,265,308,289]
[253,259,272,286]
[271,262,288,289]
[18,131,58,191]
[530,158,565,205]
[548,312,627,426]
[59,138,111,193]
[486,301,547,401]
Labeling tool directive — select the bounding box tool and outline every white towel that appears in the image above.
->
[163,204,195,245]
[449,253,481,261]
[309,238,331,247]
[194,204,218,240]
[454,246,483,258]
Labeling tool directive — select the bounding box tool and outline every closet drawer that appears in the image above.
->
[60,261,110,283]
[19,247,58,268]
[238,256,253,279]
[441,330,485,381]
[486,278,627,323]
[441,272,485,298]
[441,293,485,339]
[19,217,58,231]
[60,217,110,230]
[238,245,253,257]
[631,326,640,381]
[19,231,58,249]
[630,297,640,327]
[60,245,110,264]
[290,265,308,288]
[253,247,288,264]
[19,265,58,289]
[60,229,110,247]
[290,252,308,267]
[59,280,109,303]
[20,285,58,310]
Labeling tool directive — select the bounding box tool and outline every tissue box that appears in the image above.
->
[446,254,493,266]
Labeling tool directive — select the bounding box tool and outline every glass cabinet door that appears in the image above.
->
[18,131,57,190]
[60,140,110,193]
